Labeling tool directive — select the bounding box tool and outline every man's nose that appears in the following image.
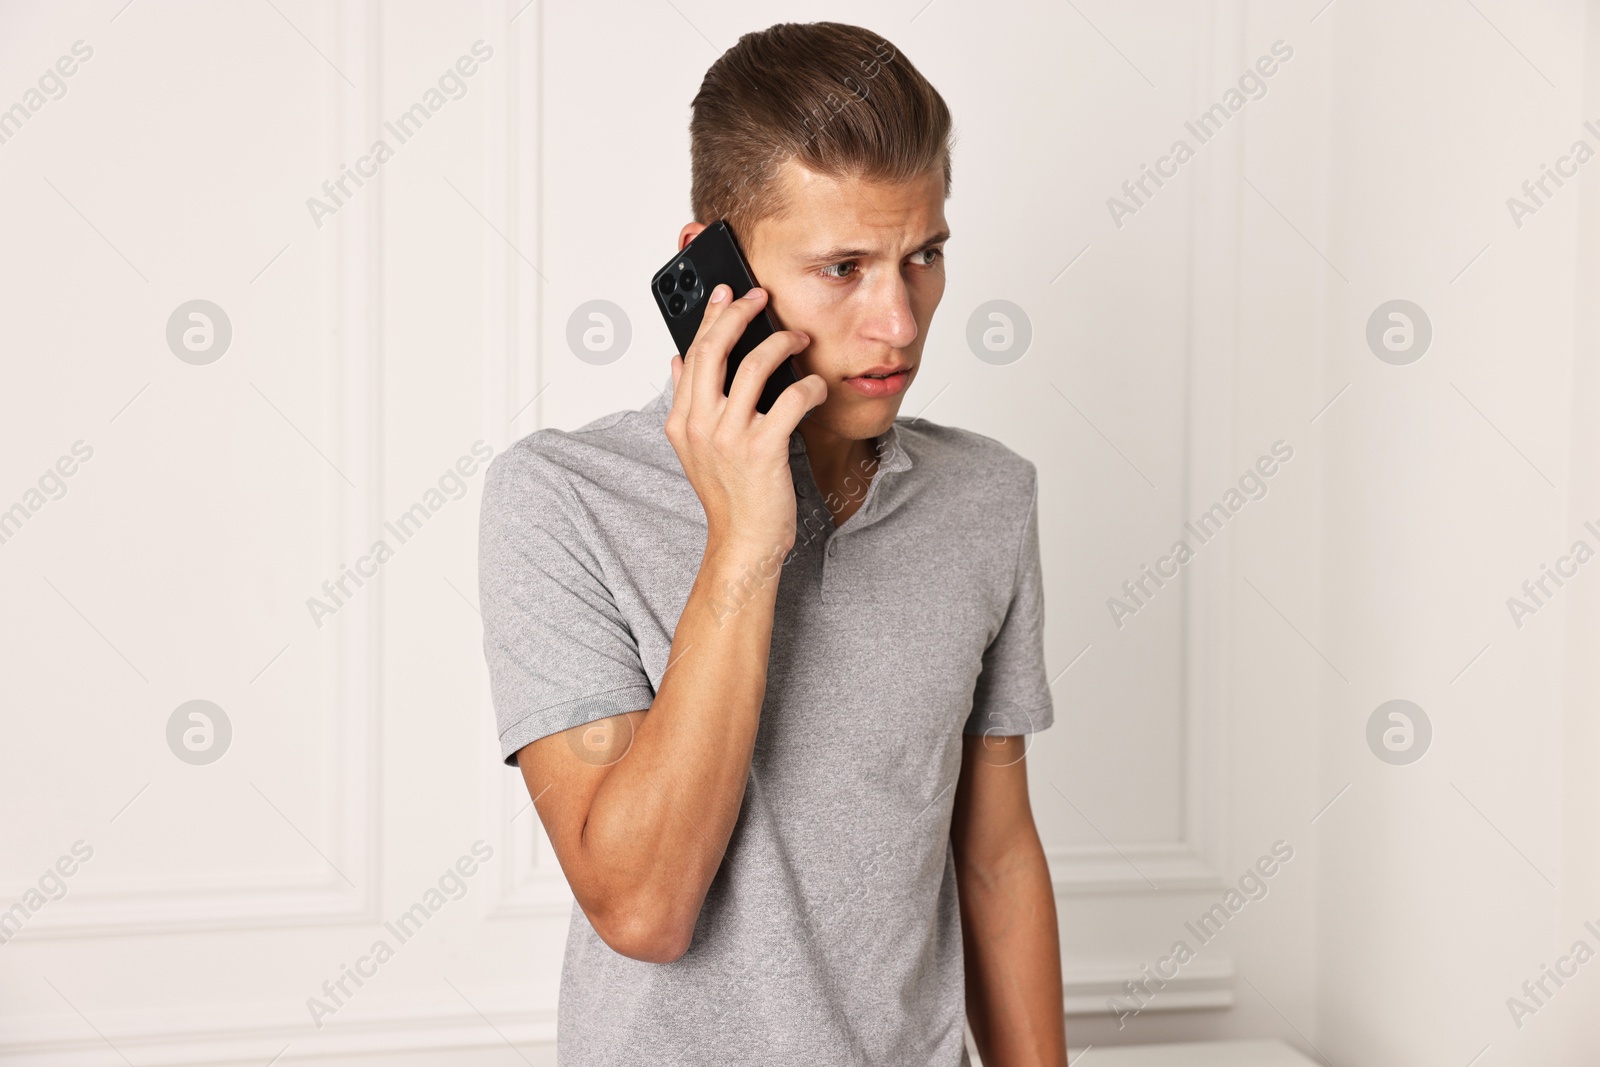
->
[863,273,918,348]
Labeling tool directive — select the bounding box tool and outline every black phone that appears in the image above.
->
[650,220,800,415]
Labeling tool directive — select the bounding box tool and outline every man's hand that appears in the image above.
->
[665,282,825,558]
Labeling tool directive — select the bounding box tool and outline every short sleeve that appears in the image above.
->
[963,465,1054,737]
[477,444,657,766]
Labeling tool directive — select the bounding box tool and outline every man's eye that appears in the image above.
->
[821,261,857,280]
[914,247,944,268]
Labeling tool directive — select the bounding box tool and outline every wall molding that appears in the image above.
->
[9,0,383,939]
[1063,955,1236,1016]
[1045,0,1245,897]
[0,993,553,1067]
[0,962,1231,1065]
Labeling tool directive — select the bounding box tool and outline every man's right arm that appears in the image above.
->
[514,283,822,964]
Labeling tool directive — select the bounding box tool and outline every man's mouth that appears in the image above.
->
[843,366,912,397]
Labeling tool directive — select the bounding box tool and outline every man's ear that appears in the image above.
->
[677,221,707,252]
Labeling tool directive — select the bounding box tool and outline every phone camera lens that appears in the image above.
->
[667,293,686,315]
[656,274,676,296]
[678,270,697,291]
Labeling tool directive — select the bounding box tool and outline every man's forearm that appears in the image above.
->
[957,834,1068,1066]
[580,538,787,952]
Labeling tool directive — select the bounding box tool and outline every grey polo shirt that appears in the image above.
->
[477,374,1054,1067]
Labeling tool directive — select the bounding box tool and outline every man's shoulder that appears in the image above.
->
[481,397,676,531]
[895,417,1038,501]
[487,400,672,489]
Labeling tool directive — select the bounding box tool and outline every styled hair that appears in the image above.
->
[688,22,953,239]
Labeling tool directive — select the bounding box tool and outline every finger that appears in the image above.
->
[691,286,768,415]
[726,328,809,421]
[680,283,731,420]
[666,351,692,430]
[754,372,828,449]
[692,283,734,340]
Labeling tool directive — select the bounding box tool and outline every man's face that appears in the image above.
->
[679,159,948,441]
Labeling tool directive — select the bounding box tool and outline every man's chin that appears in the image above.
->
[813,403,904,443]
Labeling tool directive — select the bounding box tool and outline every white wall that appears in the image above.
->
[1312,1,1600,1064]
[0,1,1595,1064]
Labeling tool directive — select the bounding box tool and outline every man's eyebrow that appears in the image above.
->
[797,229,951,263]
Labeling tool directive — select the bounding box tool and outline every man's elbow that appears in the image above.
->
[588,901,694,964]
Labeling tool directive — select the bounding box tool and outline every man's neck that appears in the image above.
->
[797,418,884,529]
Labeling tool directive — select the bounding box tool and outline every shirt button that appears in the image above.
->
[827,540,838,557]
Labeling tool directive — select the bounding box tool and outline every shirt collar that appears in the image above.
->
[647,371,913,476]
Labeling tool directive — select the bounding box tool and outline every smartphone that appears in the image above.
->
[650,220,800,415]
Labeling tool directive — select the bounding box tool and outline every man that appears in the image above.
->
[478,20,1065,1066]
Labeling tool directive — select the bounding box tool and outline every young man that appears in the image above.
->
[478,21,1065,1067]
